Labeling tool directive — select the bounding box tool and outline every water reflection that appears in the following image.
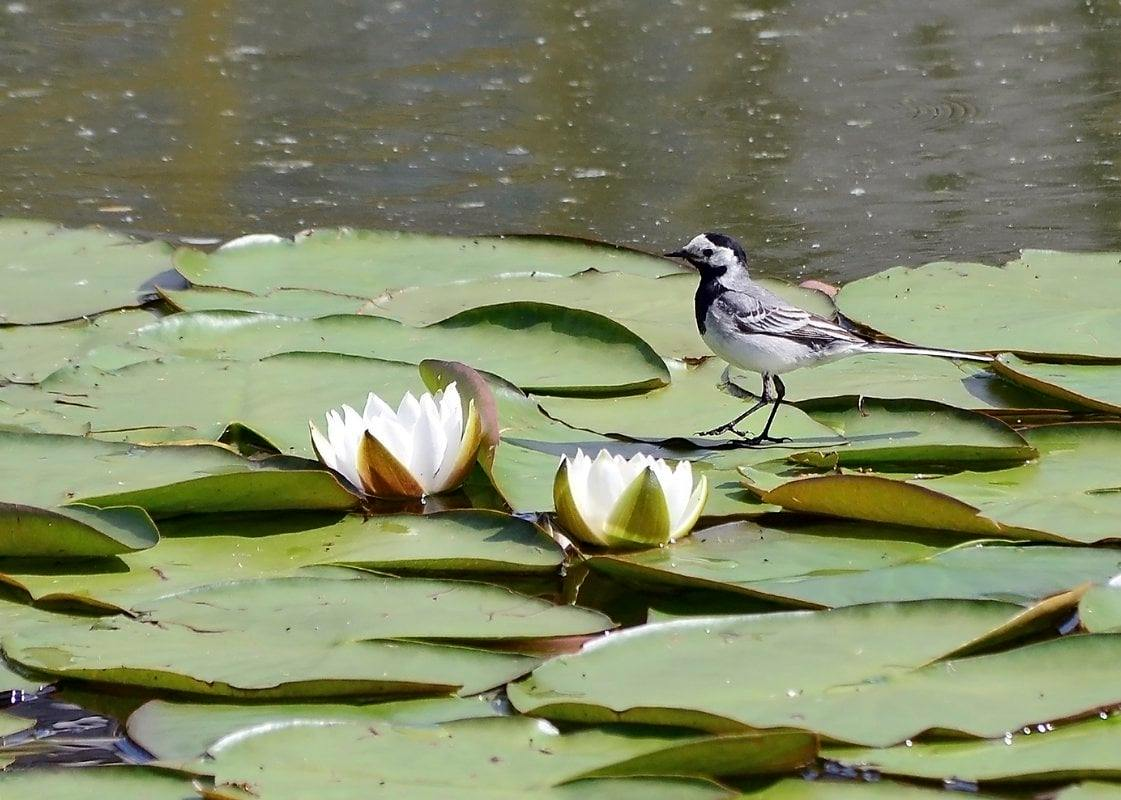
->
[1,0,1120,280]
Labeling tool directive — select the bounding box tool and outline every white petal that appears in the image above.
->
[584,450,627,534]
[310,421,339,473]
[562,450,596,531]
[363,391,395,422]
[437,383,464,438]
[217,233,286,250]
[432,397,469,491]
[658,460,693,526]
[396,392,422,429]
[670,475,708,541]
[407,393,448,493]
[367,415,412,468]
[328,407,364,489]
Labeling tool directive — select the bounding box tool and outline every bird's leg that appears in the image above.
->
[695,373,773,437]
[740,375,792,445]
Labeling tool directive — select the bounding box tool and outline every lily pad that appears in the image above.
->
[0,353,428,456]
[2,602,537,699]
[369,271,834,359]
[0,503,158,558]
[127,696,506,762]
[129,575,612,645]
[535,359,840,445]
[791,398,1035,468]
[1079,584,1121,633]
[827,713,1121,783]
[200,716,811,798]
[743,424,1121,544]
[741,780,1006,799]
[0,510,564,611]
[835,250,1121,359]
[174,229,682,296]
[0,431,355,520]
[161,284,373,317]
[0,219,175,325]
[994,354,1121,414]
[0,310,153,384]
[124,305,669,396]
[509,600,1119,746]
[588,520,1120,607]
[0,768,196,800]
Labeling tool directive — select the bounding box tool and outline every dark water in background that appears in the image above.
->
[2,0,1121,281]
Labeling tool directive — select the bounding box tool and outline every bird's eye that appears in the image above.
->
[702,248,714,257]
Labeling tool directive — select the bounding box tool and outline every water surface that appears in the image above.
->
[2,0,1121,281]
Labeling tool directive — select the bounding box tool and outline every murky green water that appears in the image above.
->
[2,0,1121,281]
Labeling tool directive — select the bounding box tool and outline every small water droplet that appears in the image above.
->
[904,739,913,747]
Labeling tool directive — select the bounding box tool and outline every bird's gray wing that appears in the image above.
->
[718,290,865,350]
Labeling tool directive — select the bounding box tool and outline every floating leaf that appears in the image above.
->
[509,599,1115,746]
[589,520,1120,607]
[0,310,153,384]
[175,229,681,296]
[741,779,1006,799]
[0,219,175,325]
[126,305,669,396]
[0,502,157,558]
[1079,584,1121,633]
[0,768,195,800]
[200,716,810,798]
[827,713,1121,783]
[835,250,1121,359]
[126,697,506,761]
[994,354,1121,414]
[743,424,1121,544]
[0,510,564,612]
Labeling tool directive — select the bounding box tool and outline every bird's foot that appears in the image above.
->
[735,432,792,447]
[695,424,736,437]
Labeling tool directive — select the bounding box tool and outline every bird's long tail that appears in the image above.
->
[858,342,993,363]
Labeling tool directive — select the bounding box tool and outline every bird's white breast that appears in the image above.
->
[702,307,820,375]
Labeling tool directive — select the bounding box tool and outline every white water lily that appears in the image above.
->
[553,449,708,549]
[310,383,482,498]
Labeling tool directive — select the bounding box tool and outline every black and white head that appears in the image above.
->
[664,232,748,276]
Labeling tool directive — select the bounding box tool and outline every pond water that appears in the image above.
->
[2,0,1121,281]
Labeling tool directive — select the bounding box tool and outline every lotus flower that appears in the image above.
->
[310,383,482,498]
[553,449,708,549]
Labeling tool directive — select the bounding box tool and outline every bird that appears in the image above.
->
[664,232,993,445]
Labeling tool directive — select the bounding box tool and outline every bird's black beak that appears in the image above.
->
[663,249,688,259]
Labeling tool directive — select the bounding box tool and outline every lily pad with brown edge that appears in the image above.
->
[1,601,538,699]
[0,430,355,519]
[508,598,1107,747]
[0,768,198,800]
[174,229,684,296]
[366,270,834,359]
[993,354,1121,414]
[740,423,1121,544]
[586,519,1121,608]
[195,716,812,798]
[835,249,1121,360]
[122,304,670,396]
[0,510,565,613]
[126,696,507,762]
[534,358,840,445]
[825,713,1121,784]
[789,397,1036,468]
[0,219,176,325]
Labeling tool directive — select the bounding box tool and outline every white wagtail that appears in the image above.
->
[664,232,993,445]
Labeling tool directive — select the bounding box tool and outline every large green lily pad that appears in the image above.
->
[0,503,158,558]
[0,353,427,456]
[0,431,354,519]
[0,768,197,800]
[161,284,373,317]
[827,713,1121,783]
[509,600,1121,746]
[535,359,840,445]
[127,696,506,761]
[125,305,669,396]
[0,510,564,611]
[1079,584,1121,633]
[129,575,612,645]
[2,605,536,699]
[174,230,682,296]
[200,716,811,798]
[835,250,1121,359]
[588,520,1120,607]
[994,355,1121,414]
[0,219,174,325]
[743,424,1121,544]
[0,309,153,384]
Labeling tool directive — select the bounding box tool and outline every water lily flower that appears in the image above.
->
[310,383,482,498]
[553,449,708,549]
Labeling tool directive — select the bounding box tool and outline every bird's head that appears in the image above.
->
[664,232,748,276]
